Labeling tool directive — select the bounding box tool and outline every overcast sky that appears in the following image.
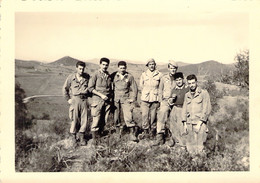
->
[15,12,249,64]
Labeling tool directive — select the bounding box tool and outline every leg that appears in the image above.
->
[169,106,185,146]
[197,123,208,153]
[79,99,88,133]
[122,102,136,128]
[113,101,121,128]
[156,101,170,134]
[90,100,104,132]
[150,102,160,130]
[141,101,150,130]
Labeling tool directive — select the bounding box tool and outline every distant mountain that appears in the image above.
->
[49,56,86,66]
[159,60,235,76]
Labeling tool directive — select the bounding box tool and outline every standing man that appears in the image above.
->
[168,72,189,147]
[139,58,162,140]
[62,61,90,146]
[153,60,178,145]
[111,61,138,141]
[88,57,112,146]
[182,74,211,154]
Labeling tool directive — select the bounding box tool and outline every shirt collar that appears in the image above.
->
[187,87,202,98]
[146,69,159,77]
[175,84,185,90]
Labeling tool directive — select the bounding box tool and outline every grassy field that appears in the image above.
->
[15,60,249,172]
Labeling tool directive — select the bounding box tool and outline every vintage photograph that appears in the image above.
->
[15,11,249,172]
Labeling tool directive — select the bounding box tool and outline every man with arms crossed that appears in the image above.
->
[62,61,90,146]
[111,61,138,142]
[182,74,211,154]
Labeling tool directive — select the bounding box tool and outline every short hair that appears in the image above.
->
[174,72,184,80]
[186,74,197,81]
[76,61,86,68]
[118,61,127,67]
[100,57,110,64]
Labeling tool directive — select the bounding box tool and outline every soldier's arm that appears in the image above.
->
[158,76,164,102]
[200,90,212,122]
[182,94,188,123]
[129,75,138,101]
[62,75,71,101]
[139,73,144,91]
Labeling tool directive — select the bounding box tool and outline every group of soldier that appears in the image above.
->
[62,57,211,154]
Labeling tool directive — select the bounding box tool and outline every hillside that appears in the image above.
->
[159,60,235,76]
[15,57,234,97]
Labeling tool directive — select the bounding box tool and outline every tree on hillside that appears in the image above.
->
[233,49,249,89]
[220,49,249,89]
[15,82,32,129]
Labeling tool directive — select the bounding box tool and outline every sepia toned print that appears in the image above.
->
[14,11,249,173]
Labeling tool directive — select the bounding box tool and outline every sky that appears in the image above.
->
[15,12,249,64]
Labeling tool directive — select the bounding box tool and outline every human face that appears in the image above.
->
[76,65,85,76]
[148,62,156,72]
[168,65,177,75]
[118,65,127,75]
[187,79,197,91]
[175,77,184,87]
[100,61,109,72]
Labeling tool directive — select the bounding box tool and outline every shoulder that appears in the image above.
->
[66,73,75,80]
[110,71,118,81]
[82,72,90,80]
[126,72,134,79]
[90,71,99,78]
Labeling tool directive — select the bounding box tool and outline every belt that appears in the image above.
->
[174,104,183,107]
[74,95,88,99]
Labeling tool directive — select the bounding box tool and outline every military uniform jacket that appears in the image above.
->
[111,71,138,103]
[182,87,211,124]
[139,69,162,102]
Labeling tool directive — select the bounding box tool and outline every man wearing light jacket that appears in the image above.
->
[182,74,211,154]
[111,61,138,142]
[139,58,162,140]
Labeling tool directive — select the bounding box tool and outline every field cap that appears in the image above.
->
[168,60,178,68]
[146,58,156,67]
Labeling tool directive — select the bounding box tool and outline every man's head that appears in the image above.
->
[146,58,156,72]
[76,61,86,76]
[117,61,127,75]
[174,72,184,87]
[168,60,178,75]
[100,57,110,72]
[186,74,198,91]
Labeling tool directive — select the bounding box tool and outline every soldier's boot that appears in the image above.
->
[129,127,138,142]
[91,131,99,147]
[138,129,149,140]
[70,133,77,144]
[79,132,87,146]
[116,127,123,138]
[152,133,165,146]
[149,128,157,140]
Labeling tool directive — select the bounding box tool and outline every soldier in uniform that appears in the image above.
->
[139,58,162,140]
[88,57,112,146]
[153,60,178,145]
[62,61,90,146]
[182,74,211,154]
[111,61,138,141]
